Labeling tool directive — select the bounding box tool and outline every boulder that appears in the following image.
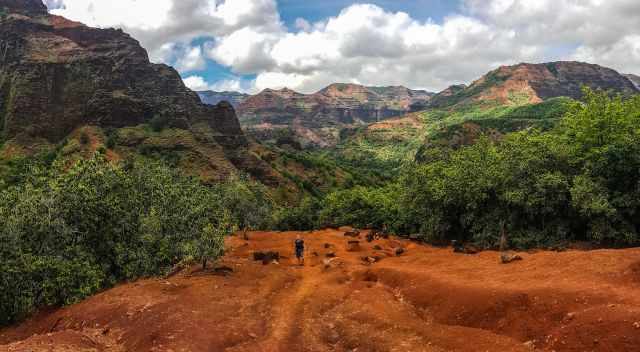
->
[500,252,523,264]
[346,240,361,252]
[253,251,280,265]
[323,257,342,269]
[344,230,360,238]
[395,248,405,256]
[452,240,479,255]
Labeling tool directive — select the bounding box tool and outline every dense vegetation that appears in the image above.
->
[0,154,273,326]
[2,88,638,327]
[278,89,640,248]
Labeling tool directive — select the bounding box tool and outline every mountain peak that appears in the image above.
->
[430,61,638,108]
[626,74,640,89]
[0,0,47,15]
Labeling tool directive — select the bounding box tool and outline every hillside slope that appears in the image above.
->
[430,62,638,109]
[208,84,433,147]
[340,62,639,163]
[2,229,640,352]
[0,0,303,188]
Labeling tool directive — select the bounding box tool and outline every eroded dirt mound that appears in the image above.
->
[2,229,640,352]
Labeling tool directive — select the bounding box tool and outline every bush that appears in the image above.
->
[149,114,170,132]
[0,154,272,326]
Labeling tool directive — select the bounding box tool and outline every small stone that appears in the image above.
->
[523,340,536,350]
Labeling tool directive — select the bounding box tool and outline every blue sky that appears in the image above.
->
[186,0,461,89]
[277,0,458,28]
[48,0,640,93]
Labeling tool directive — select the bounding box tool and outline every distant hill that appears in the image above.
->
[197,91,249,107]
[338,62,639,165]
[231,84,433,147]
[429,62,638,109]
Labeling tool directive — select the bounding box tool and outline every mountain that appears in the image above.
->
[234,84,434,147]
[627,74,640,89]
[0,0,293,187]
[197,91,249,107]
[430,62,639,109]
[338,62,640,166]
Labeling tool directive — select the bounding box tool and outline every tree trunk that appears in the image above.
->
[202,257,207,270]
[243,226,250,241]
[499,221,508,252]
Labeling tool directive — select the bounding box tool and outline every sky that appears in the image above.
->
[44,0,640,94]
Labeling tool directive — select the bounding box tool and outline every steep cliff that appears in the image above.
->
[0,0,285,186]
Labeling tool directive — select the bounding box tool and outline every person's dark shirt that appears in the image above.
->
[295,239,304,251]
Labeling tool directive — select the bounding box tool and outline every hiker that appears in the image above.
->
[294,234,305,266]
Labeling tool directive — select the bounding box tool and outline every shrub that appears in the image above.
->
[149,114,170,132]
[0,155,272,326]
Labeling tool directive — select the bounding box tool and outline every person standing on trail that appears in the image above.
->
[294,235,305,266]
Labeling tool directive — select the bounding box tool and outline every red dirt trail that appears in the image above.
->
[2,229,640,351]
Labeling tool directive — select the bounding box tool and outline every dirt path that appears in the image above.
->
[249,263,322,351]
[2,229,640,352]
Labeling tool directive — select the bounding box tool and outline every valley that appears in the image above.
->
[2,1,640,351]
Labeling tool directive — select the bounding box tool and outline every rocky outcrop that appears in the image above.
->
[233,84,433,147]
[429,62,639,109]
[0,0,284,186]
[197,91,249,108]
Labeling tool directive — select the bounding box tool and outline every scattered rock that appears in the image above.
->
[324,243,332,249]
[325,252,336,258]
[344,230,360,238]
[633,322,640,329]
[452,240,479,254]
[500,252,523,264]
[373,245,383,251]
[323,257,341,269]
[253,251,280,265]
[347,240,361,252]
[362,256,383,264]
[523,340,536,350]
[395,248,405,256]
[312,252,319,257]
[408,234,423,241]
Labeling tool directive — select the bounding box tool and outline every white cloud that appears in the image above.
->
[183,75,257,94]
[183,76,212,91]
[174,45,206,72]
[205,4,546,92]
[48,0,640,93]
[49,0,284,65]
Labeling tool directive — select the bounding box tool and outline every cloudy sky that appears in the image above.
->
[44,0,640,94]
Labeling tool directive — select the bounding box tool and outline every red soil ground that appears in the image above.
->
[2,229,640,352]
